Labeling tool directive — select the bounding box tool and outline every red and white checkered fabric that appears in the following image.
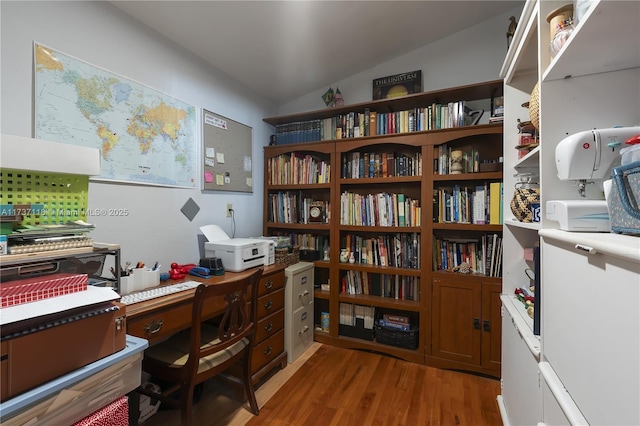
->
[72,395,129,426]
[0,273,87,307]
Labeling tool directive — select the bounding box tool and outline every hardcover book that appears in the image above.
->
[372,70,422,100]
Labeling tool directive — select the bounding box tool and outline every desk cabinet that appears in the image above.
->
[251,268,287,384]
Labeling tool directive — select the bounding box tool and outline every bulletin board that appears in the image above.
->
[202,109,253,192]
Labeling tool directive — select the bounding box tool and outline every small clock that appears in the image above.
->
[309,202,323,223]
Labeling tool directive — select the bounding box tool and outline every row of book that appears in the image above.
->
[268,152,331,185]
[273,101,483,145]
[341,271,420,301]
[434,144,483,175]
[339,303,375,329]
[341,151,422,179]
[342,232,420,269]
[340,192,421,227]
[433,182,503,225]
[267,192,330,224]
[269,231,329,253]
[432,233,503,277]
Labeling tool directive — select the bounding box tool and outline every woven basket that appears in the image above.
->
[275,245,300,267]
[375,324,419,349]
[529,81,540,130]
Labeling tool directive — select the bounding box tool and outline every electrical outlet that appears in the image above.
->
[226,203,233,217]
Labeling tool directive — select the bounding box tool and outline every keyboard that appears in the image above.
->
[119,281,202,305]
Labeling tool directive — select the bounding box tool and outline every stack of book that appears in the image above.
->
[378,313,411,331]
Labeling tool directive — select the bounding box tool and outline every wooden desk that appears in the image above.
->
[125,264,288,385]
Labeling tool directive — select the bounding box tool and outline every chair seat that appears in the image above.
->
[145,324,249,374]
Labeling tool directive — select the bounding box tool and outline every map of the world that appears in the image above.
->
[34,43,197,187]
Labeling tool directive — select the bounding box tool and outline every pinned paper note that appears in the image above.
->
[216,174,224,185]
[204,171,214,183]
[244,156,252,171]
[246,177,253,187]
[205,147,215,158]
[216,152,225,164]
[204,113,228,130]
[205,158,215,167]
[224,172,230,184]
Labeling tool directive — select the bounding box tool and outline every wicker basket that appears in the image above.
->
[275,245,300,267]
[375,324,419,349]
[529,81,540,130]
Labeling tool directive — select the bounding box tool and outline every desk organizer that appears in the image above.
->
[0,169,90,226]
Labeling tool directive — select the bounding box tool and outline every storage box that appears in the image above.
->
[608,161,640,235]
[1,273,88,307]
[339,318,374,341]
[375,323,419,349]
[0,302,127,402]
[0,335,146,425]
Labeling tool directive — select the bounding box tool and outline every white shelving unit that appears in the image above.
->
[498,0,640,424]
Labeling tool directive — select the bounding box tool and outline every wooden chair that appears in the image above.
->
[137,268,263,425]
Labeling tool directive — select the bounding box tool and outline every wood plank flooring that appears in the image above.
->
[141,343,502,425]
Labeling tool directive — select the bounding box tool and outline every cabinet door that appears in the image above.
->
[481,281,501,372]
[431,277,481,365]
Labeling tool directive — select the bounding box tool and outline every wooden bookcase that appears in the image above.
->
[263,80,503,376]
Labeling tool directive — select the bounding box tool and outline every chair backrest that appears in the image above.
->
[186,267,263,378]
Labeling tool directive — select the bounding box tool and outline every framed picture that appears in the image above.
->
[372,70,422,100]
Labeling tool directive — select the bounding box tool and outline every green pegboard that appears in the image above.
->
[0,169,89,226]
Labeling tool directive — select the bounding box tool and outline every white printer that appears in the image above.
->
[200,225,269,272]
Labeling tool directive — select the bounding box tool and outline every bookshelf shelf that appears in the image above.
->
[264,80,503,372]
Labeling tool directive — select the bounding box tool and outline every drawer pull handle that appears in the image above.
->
[473,318,480,330]
[264,280,273,290]
[299,290,309,298]
[264,300,273,310]
[263,346,272,356]
[264,322,273,332]
[299,325,310,335]
[144,319,164,335]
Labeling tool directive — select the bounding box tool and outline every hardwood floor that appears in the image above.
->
[141,343,502,426]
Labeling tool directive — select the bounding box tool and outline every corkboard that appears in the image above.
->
[202,109,253,193]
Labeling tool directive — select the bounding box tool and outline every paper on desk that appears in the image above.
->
[200,224,230,242]
[0,286,120,326]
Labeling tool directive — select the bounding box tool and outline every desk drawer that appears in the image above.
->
[258,271,284,297]
[257,288,284,319]
[251,329,284,373]
[127,298,225,344]
[255,309,284,344]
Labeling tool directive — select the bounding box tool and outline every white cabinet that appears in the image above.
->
[284,262,314,363]
[499,1,640,424]
[540,230,640,425]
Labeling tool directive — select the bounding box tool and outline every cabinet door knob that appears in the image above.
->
[264,280,273,290]
[473,318,481,330]
[263,346,272,356]
[264,322,273,332]
[264,300,273,310]
[483,319,491,332]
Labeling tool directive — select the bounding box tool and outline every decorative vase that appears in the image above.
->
[450,150,464,174]
[339,249,349,263]
[349,252,356,264]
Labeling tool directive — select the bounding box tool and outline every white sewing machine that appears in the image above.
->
[548,126,640,231]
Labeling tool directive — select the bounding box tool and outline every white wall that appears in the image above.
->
[1,0,522,273]
[278,8,522,115]
[1,1,277,269]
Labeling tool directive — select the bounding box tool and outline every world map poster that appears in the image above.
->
[34,43,197,188]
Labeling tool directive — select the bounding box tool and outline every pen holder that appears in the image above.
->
[120,275,134,295]
[144,269,161,288]
[130,268,146,292]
